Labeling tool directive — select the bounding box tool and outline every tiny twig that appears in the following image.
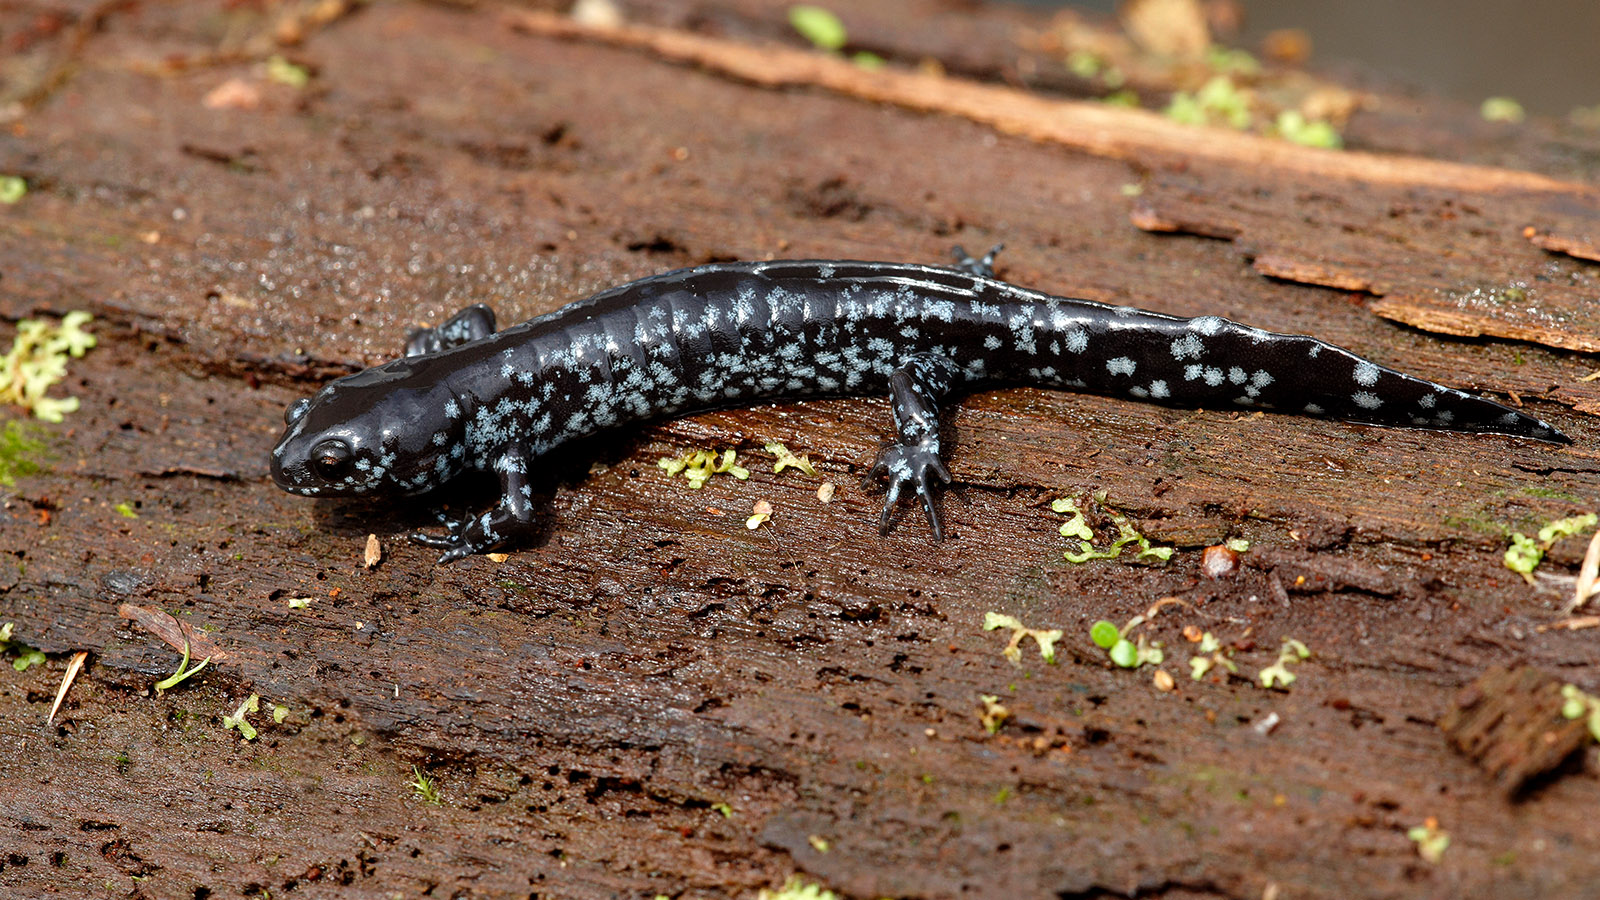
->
[48,651,87,726]
[1566,530,1600,613]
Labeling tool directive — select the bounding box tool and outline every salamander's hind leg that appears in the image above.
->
[950,243,1005,279]
[404,304,498,357]
[865,354,961,540]
[409,445,538,562]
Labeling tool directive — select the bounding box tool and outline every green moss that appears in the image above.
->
[409,765,442,805]
[0,419,48,486]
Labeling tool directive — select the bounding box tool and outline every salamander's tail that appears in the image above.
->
[1188,318,1570,443]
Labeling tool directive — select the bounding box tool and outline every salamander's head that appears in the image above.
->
[270,361,468,498]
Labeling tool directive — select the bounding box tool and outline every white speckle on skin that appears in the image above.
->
[1228,367,1247,384]
[1107,357,1136,376]
[1353,361,1380,386]
[1418,394,1436,409]
[1189,316,1225,336]
[1352,391,1383,410]
[1149,380,1169,399]
[1063,327,1089,353]
[1304,403,1325,415]
[1170,334,1204,360]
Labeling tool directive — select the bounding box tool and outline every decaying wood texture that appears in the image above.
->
[1438,665,1591,797]
[2,2,1600,898]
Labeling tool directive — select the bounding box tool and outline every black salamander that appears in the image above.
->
[270,249,1569,562]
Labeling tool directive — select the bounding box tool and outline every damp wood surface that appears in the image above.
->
[2,2,1600,898]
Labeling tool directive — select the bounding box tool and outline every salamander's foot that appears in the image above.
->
[404,304,498,357]
[950,243,1005,279]
[409,510,475,562]
[864,437,952,540]
[408,529,484,564]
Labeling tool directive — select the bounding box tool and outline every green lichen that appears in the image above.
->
[1,311,97,422]
[1204,46,1261,76]
[1560,684,1600,742]
[658,447,750,489]
[983,612,1063,665]
[222,694,260,741]
[978,693,1010,734]
[1504,513,1598,584]
[1166,76,1252,130]
[1258,638,1310,689]
[1407,819,1451,863]
[758,877,838,900]
[1274,109,1343,148]
[764,441,818,477]
[1,622,46,672]
[1053,493,1172,565]
[1188,630,1238,680]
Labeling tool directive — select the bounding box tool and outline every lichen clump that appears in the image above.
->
[1,311,97,422]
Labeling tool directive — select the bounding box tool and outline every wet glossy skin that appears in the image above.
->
[271,255,1568,562]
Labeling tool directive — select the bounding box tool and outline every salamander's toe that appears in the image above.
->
[867,440,953,540]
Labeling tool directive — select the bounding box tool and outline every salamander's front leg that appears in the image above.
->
[410,446,537,563]
[865,354,961,540]
[404,304,498,357]
[950,243,1005,279]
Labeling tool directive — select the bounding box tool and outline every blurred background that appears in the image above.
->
[1029,0,1600,116]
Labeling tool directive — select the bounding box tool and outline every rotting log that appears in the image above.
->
[2,2,1600,899]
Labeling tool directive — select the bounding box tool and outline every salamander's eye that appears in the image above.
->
[310,439,352,480]
[285,398,311,426]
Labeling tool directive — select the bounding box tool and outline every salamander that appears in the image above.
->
[270,248,1569,562]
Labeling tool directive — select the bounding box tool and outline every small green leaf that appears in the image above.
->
[0,176,26,205]
[1032,629,1063,664]
[12,647,46,671]
[984,612,1023,632]
[1089,620,1120,649]
[1480,96,1525,123]
[266,55,310,89]
[789,5,848,51]
[1537,514,1597,546]
[154,638,211,692]
[1109,639,1138,668]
